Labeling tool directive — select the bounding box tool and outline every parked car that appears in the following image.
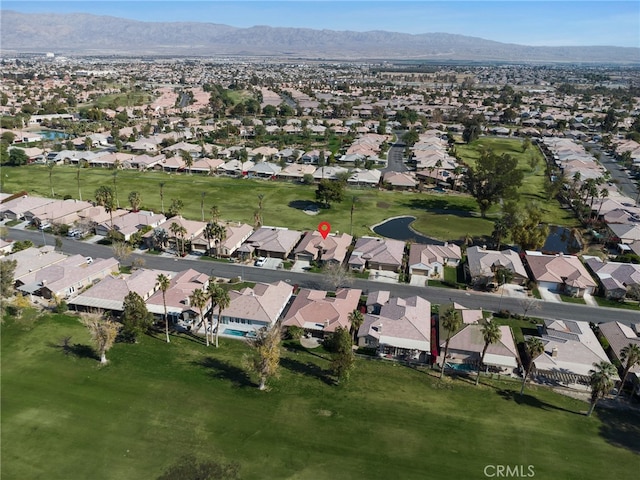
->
[38,222,51,230]
[85,257,93,264]
[254,256,267,267]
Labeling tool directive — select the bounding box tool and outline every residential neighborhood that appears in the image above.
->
[1,8,640,479]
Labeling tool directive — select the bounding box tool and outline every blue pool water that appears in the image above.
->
[224,328,247,337]
[446,362,475,372]
[37,130,69,140]
[223,328,257,338]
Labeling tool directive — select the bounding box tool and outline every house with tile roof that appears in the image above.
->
[213,281,293,335]
[293,231,353,265]
[68,268,173,313]
[16,255,119,300]
[529,319,613,387]
[440,322,519,375]
[191,222,254,257]
[282,288,361,337]
[0,195,56,220]
[96,210,166,241]
[6,246,67,281]
[584,256,640,300]
[466,246,529,287]
[598,321,640,396]
[238,227,303,260]
[25,199,94,227]
[145,269,210,321]
[409,242,462,280]
[357,294,431,363]
[525,252,597,297]
[348,236,405,272]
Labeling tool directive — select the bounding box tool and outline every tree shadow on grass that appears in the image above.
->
[496,388,578,415]
[288,200,320,211]
[195,357,255,388]
[280,357,334,386]
[48,337,99,361]
[285,341,330,361]
[596,407,640,454]
[403,198,477,217]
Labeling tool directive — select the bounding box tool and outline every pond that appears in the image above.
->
[372,216,444,245]
[542,225,582,254]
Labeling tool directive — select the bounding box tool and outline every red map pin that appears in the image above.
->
[318,221,331,239]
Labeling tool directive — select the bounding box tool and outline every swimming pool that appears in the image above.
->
[223,328,256,338]
[446,362,475,372]
[224,328,247,337]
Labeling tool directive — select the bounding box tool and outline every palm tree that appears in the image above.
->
[169,222,186,256]
[95,185,116,230]
[190,288,209,346]
[156,273,171,343]
[520,337,545,395]
[159,182,165,214]
[76,160,83,201]
[112,159,121,208]
[439,306,462,379]
[615,343,640,399]
[475,320,502,386]
[152,228,168,252]
[587,361,617,416]
[200,191,206,222]
[47,161,55,197]
[348,309,364,344]
[203,221,216,255]
[210,205,220,223]
[211,286,230,348]
[181,149,193,174]
[212,222,227,257]
[128,191,142,212]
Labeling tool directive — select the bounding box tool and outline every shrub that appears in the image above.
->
[54,301,68,314]
[286,325,304,341]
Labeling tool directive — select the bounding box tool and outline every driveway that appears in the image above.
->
[537,287,561,303]
[369,269,399,283]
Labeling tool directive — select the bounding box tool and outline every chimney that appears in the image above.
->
[551,346,558,358]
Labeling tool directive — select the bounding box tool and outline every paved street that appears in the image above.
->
[5,227,638,326]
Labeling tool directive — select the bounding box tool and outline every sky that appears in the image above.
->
[4,1,640,48]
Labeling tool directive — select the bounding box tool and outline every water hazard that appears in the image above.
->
[372,216,444,245]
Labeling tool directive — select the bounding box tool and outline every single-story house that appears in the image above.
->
[598,321,640,396]
[191,222,254,257]
[282,288,362,337]
[357,294,432,363]
[213,281,293,335]
[348,236,405,272]
[440,322,519,375]
[530,319,613,388]
[466,246,529,287]
[237,227,303,260]
[409,242,462,280]
[68,268,173,313]
[293,231,354,265]
[145,269,210,322]
[16,255,119,300]
[584,256,640,300]
[525,252,597,297]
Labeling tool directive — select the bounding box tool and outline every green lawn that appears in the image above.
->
[1,165,494,241]
[456,138,578,227]
[2,313,638,480]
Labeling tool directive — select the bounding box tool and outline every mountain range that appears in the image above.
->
[1,10,639,63]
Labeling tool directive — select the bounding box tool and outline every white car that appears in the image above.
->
[254,257,267,267]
